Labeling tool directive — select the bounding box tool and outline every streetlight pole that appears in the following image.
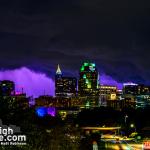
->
[124,115,128,124]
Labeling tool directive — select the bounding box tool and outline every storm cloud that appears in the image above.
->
[0,0,150,87]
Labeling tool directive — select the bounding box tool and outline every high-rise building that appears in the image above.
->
[55,65,77,98]
[0,80,15,96]
[78,62,99,106]
[55,64,63,97]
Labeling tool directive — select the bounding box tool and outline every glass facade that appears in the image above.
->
[78,62,99,106]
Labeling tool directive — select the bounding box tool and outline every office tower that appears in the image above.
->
[55,64,63,97]
[0,80,15,96]
[55,65,77,98]
[78,62,99,106]
[123,82,138,95]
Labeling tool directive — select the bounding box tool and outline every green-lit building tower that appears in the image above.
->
[78,62,100,107]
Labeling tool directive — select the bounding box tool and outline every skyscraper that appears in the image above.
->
[55,64,63,97]
[78,62,100,106]
[55,65,77,98]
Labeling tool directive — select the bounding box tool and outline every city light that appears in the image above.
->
[47,107,56,117]
[36,107,47,117]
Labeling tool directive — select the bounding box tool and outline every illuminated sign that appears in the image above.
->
[110,94,116,100]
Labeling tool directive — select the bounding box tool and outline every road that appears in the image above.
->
[104,139,143,150]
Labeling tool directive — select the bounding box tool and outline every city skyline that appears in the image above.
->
[0,1,150,149]
[0,64,146,98]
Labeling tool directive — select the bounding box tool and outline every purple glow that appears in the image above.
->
[0,67,123,98]
[0,67,55,98]
[47,107,56,117]
[100,74,123,90]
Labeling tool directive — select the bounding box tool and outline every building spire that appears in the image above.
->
[56,64,62,74]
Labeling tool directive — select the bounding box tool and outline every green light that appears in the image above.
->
[97,83,99,89]
[80,66,84,71]
[86,101,90,108]
[83,74,86,79]
[89,66,95,71]
[92,63,95,67]
[87,83,91,88]
[84,63,88,66]
[86,79,88,83]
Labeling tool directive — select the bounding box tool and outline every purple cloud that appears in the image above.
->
[100,74,123,89]
[0,67,123,98]
[0,67,55,98]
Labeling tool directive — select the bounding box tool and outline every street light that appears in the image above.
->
[130,123,136,132]
[130,124,134,128]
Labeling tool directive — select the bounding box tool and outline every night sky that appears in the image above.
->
[0,0,150,97]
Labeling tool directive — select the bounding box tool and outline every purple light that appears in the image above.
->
[0,67,55,98]
[0,67,124,98]
[47,107,56,117]
[100,74,123,90]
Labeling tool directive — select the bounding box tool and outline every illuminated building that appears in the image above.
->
[0,80,29,109]
[137,84,150,95]
[107,98,136,110]
[55,64,63,97]
[0,80,15,96]
[35,95,71,107]
[55,64,77,98]
[123,82,138,95]
[35,96,58,107]
[123,83,150,109]
[12,94,29,109]
[78,62,99,106]
[100,85,117,106]
[60,77,77,97]
[136,95,150,109]
[123,82,150,96]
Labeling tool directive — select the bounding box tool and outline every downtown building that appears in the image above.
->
[0,80,29,110]
[55,64,77,99]
[78,62,100,107]
[107,82,150,110]
[122,82,150,109]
